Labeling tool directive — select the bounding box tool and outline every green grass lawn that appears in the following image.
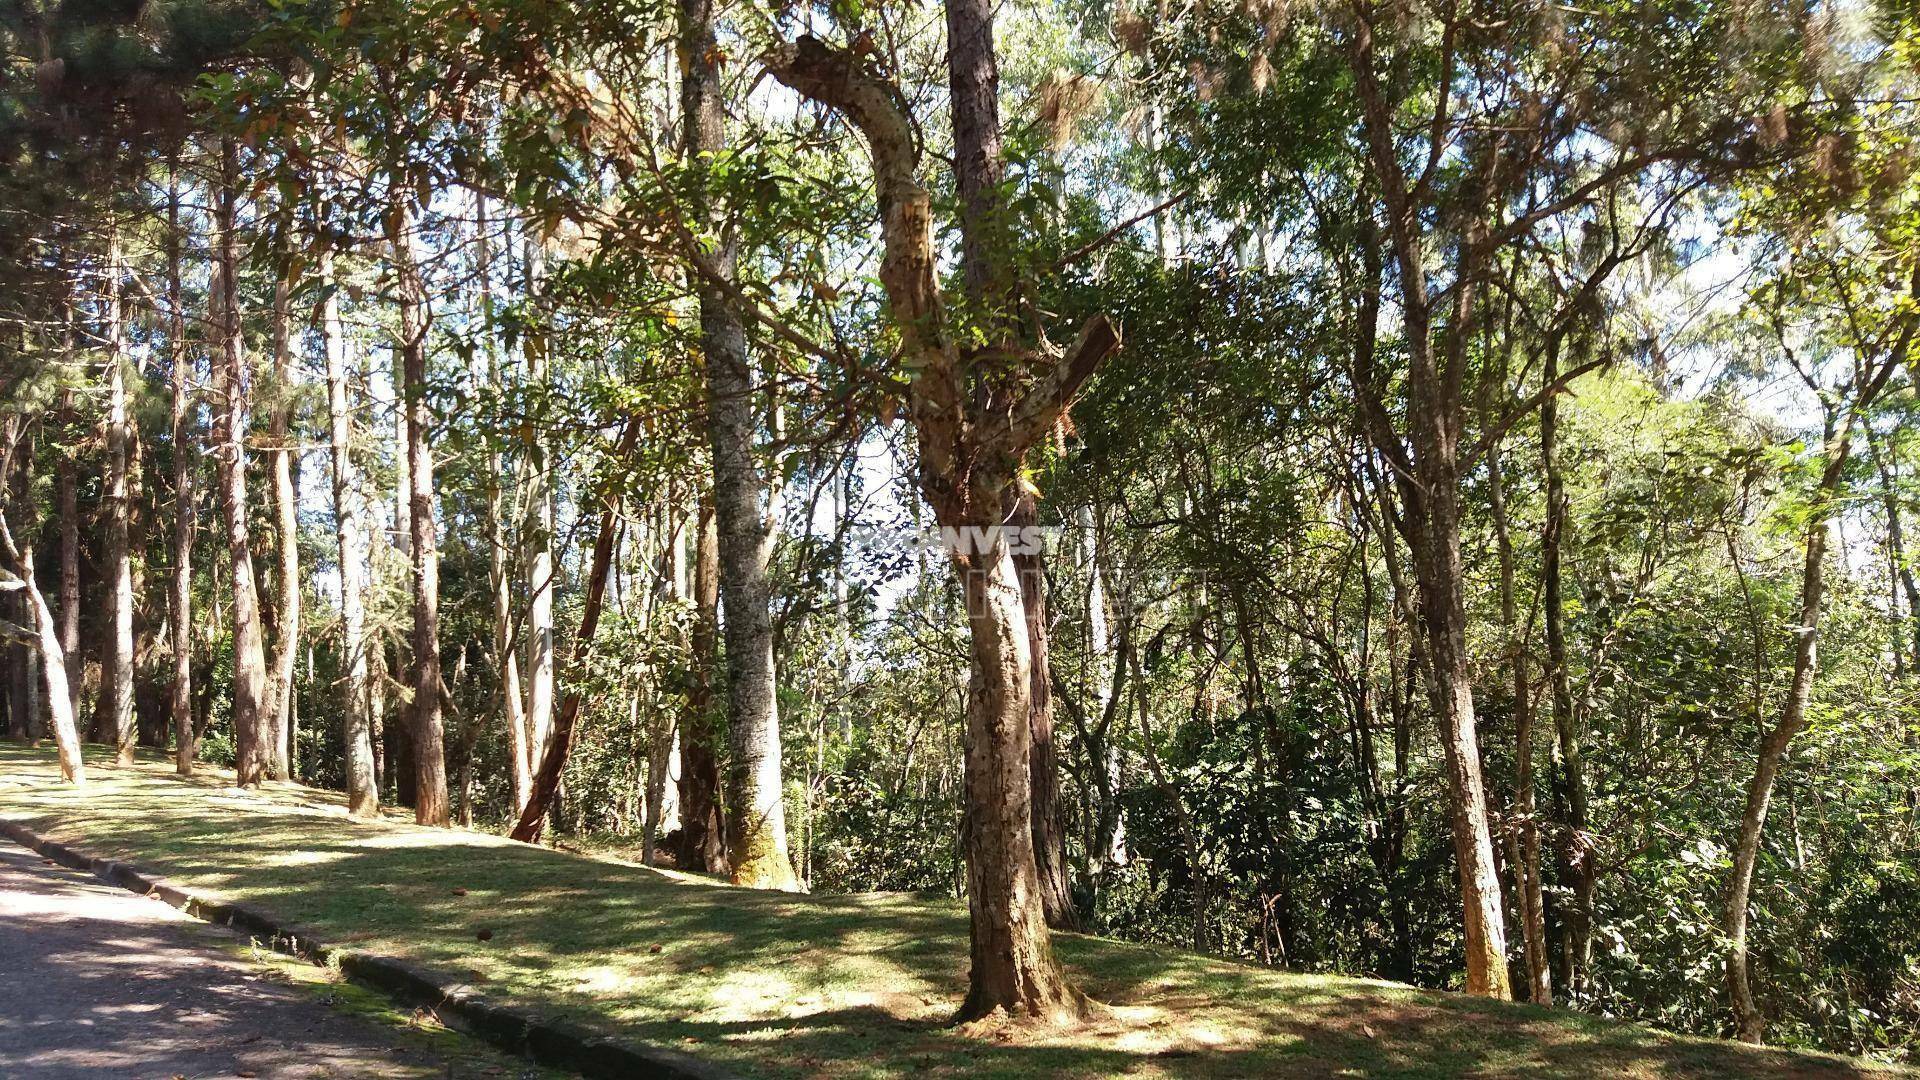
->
[0,742,1904,1080]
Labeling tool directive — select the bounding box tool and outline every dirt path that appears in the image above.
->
[0,836,528,1079]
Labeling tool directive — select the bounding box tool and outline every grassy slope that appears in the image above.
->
[0,743,1903,1080]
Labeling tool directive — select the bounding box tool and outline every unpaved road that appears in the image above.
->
[0,836,516,1079]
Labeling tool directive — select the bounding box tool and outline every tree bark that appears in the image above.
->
[214,139,272,787]
[0,429,85,784]
[521,237,556,798]
[945,0,1073,934]
[101,232,136,766]
[1489,442,1550,1003]
[1726,466,1833,1044]
[1346,26,1512,997]
[684,0,798,891]
[476,197,532,818]
[166,167,196,776]
[954,501,1083,1021]
[769,33,1117,1022]
[390,197,449,827]
[265,271,299,780]
[1013,495,1075,929]
[56,453,79,726]
[1867,425,1920,669]
[678,497,729,874]
[323,250,379,818]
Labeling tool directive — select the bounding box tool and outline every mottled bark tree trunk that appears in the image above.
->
[678,499,729,875]
[475,197,532,818]
[770,32,1117,1022]
[1013,495,1075,929]
[953,492,1083,1021]
[945,0,1077,934]
[390,197,449,827]
[102,232,136,766]
[1347,30,1511,997]
[683,0,797,891]
[323,250,379,818]
[166,168,196,776]
[56,454,79,726]
[264,271,299,780]
[214,140,271,787]
[521,238,555,798]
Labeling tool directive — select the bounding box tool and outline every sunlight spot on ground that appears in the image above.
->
[693,969,800,1022]
[257,848,348,869]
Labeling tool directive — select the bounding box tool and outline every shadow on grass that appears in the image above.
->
[0,742,1901,1080]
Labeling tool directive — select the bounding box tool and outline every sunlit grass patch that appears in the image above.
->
[0,742,1906,1080]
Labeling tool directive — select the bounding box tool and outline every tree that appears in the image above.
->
[323,246,379,817]
[769,30,1119,1021]
[390,191,450,827]
[1724,261,1915,1043]
[679,497,729,874]
[520,234,556,819]
[213,138,272,788]
[684,0,799,891]
[165,164,195,776]
[0,420,85,785]
[101,229,136,766]
[265,261,300,780]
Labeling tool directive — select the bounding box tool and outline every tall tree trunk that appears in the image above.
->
[1013,495,1075,928]
[521,237,555,793]
[1726,468,1833,1044]
[683,0,797,891]
[167,166,195,775]
[1080,505,1128,875]
[1408,480,1512,1000]
[1347,37,1512,993]
[1540,340,1594,1000]
[768,31,1116,1023]
[102,232,136,766]
[1867,425,1920,668]
[678,498,729,874]
[323,250,379,818]
[947,0,1076,939]
[264,271,299,780]
[214,140,271,787]
[954,502,1083,1021]
[1489,442,1550,1003]
[0,430,84,784]
[390,197,449,827]
[56,453,79,725]
[475,197,532,817]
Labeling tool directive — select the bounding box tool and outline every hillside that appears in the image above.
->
[0,743,1904,1080]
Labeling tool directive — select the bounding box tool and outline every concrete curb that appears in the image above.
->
[0,817,741,1080]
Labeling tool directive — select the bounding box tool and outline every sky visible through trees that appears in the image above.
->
[1,0,1919,1067]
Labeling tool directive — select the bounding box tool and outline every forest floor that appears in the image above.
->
[0,742,1908,1080]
